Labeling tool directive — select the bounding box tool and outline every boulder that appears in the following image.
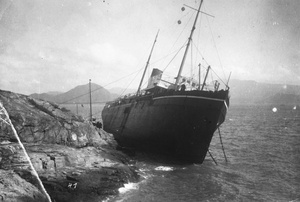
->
[0,170,48,202]
[0,89,105,147]
[0,89,138,202]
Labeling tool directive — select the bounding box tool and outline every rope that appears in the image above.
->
[204,12,226,80]
[119,67,144,97]
[163,43,187,72]
[191,41,227,86]
[0,102,52,202]
[151,9,194,72]
[58,67,144,105]
[169,10,194,53]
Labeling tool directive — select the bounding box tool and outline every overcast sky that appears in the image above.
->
[0,0,299,95]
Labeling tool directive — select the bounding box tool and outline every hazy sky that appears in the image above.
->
[0,0,299,95]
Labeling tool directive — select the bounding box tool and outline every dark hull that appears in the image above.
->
[102,90,229,163]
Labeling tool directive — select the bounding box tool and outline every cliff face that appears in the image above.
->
[0,89,106,147]
[0,89,137,202]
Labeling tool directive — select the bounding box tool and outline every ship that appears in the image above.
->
[102,0,230,163]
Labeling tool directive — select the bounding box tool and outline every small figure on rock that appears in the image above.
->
[92,118,102,129]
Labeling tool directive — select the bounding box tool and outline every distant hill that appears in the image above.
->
[108,80,300,105]
[30,80,300,106]
[229,79,300,105]
[264,93,300,105]
[46,91,63,96]
[30,93,57,102]
[30,83,112,104]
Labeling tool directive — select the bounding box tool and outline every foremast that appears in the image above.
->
[136,30,160,96]
[175,0,204,90]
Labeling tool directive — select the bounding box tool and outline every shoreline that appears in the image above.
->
[0,89,139,202]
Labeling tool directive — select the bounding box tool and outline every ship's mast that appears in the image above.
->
[136,30,159,95]
[175,0,204,89]
[198,63,201,90]
[201,65,210,91]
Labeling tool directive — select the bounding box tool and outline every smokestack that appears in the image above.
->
[147,68,163,89]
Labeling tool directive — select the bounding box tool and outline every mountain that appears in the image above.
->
[30,83,112,104]
[30,91,63,102]
[30,80,300,106]
[29,93,57,102]
[108,80,300,105]
[229,79,300,105]
[46,91,62,96]
[264,93,300,105]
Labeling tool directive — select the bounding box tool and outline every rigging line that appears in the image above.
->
[163,42,187,72]
[191,40,210,69]
[169,9,194,52]
[58,67,144,105]
[205,12,226,80]
[188,12,203,80]
[209,67,227,86]
[139,76,150,92]
[156,9,195,69]
[151,47,182,65]
[84,74,144,119]
[0,102,52,202]
[160,7,191,42]
[191,39,228,86]
[199,64,227,87]
[150,46,186,65]
[200,63,226,86]
[179,6,193,21]
[60,33,158,105]
[195,11,203,68]
[119,67,144,96]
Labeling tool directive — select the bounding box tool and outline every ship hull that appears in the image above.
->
[102,90,229,163]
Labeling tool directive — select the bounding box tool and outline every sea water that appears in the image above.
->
[109,105,300,202]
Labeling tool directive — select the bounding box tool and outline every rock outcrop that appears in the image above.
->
[0,89,138,202]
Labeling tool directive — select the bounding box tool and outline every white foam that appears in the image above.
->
[139,168,150,172]
[118,182,139,194]
[138,168,152,179]
[154,166,174,171]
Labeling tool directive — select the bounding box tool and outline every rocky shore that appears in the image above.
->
[0,89,138,202]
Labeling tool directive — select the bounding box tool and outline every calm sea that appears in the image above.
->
[108,105,300,202]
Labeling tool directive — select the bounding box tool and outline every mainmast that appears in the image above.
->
[175,0,204,89]
[136,30,159,95]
